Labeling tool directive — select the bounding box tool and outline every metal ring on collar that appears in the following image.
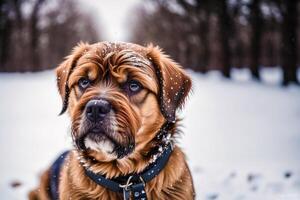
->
[119,175,133,191]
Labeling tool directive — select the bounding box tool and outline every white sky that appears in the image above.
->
[78,0,142,41]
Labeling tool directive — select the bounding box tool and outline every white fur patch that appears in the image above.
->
[84,137,114,154]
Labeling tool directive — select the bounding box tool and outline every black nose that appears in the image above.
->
[85,99,111,122]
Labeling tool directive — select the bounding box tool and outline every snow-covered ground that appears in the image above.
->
[0,68,300,200]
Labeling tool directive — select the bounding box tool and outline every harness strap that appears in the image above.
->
[85,143,173,200]
[49,150,69,200]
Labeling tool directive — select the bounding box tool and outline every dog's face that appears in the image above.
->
[56,42,191,161]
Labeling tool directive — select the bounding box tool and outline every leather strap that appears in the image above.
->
[49,151,70,200]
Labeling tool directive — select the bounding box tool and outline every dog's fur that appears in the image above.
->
[29,42,195,200]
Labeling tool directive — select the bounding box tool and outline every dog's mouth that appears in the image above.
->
[75,126,135,159]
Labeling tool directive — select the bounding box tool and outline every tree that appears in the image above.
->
[0,0,11,70]
[215,0,232,78]
[176,0,211,73]
[30,0,45,70]
[0,0,27,71]
[249,0,263,80]
[280,0,299,85]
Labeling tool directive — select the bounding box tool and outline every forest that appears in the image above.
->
[131,0,300,85]
[0,0,100,72]
[1,0,299,85]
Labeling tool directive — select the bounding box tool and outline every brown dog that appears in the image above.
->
[29,42,195,200]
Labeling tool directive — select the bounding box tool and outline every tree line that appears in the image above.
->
[130,0,299,85]
[0,0,101,72]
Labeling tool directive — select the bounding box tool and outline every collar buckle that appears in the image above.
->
[119,175,134,190]
[120,175,133,200]
[120,175,147,200]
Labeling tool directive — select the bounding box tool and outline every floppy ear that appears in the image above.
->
[56,42,90,115]
[147,45,192,123]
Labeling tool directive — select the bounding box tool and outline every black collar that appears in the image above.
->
[84,142,173,200]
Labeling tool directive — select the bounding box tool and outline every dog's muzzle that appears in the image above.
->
[75,98,135,158]
[85,99,111,122]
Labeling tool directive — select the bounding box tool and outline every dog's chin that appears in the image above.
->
[78,130,135,159]
[84,135,118,160]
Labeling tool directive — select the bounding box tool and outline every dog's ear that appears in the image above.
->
[56,42,90,115]
[147,45,192,123]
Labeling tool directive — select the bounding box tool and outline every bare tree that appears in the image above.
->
[40,0,100,69]
[0,0,27,71]
[30,0,45,70]
[249,0,263,80]
[0,0,102,72]
[215,0,232,78]
[280,0,299,85]
[130,0,299,86]
[176,0,211,73]
[0,1,11,70]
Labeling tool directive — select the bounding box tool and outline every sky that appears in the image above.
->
[78,0,142,41]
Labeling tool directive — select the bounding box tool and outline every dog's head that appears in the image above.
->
[56,42,191,161]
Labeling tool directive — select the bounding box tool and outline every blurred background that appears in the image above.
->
[0,0,300,199]
[1,0,300,85]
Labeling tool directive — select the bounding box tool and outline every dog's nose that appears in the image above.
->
[85,99,111,122]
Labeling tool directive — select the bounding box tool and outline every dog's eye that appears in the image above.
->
[129,81,141,92]
[78,77,90,90]
[125,80,142,94]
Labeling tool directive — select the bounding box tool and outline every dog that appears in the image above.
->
[29,42,195,200]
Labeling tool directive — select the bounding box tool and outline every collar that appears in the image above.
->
[84,142,173,200]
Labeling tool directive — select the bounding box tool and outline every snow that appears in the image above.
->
[0,67,300,199]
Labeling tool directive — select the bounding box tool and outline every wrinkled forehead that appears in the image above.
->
[96,42,148,57]
[71,42,158,91]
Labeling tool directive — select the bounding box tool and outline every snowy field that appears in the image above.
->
[0,68,300,200]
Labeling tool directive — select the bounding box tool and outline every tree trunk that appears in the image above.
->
[217,0,231,78]
[249,0,262,80]
[0,1,12,71]
[198,13,210,73]
[13,0,23,29]
[30,0,45,70]
[176,0,210,73]
[281,0,299,85]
